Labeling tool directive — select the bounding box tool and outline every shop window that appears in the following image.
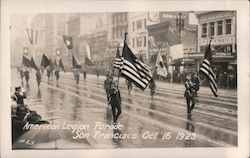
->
[217,20,223,35]
[137,37,142,47]
[202,23,207,37]
[132,22,135,32]
[225,19,232,34]
[136,20,142,30]
[209,22,215,36]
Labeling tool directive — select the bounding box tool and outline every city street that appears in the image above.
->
[11,70,237,149]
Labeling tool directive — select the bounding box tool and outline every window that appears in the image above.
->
[144,36,147,47]
[132,22,135,32]
[144,19,147,29]
[225,19,232,34]
[202,23,207,37]
[122,14,126,22]
[114,30,117,39]
[217,20,223,35]
[120,28,122,38]
[209,22,215,36]
[117,29,120,38]
[137,37,142,47]
[136,20,142,30]
[132,38,135,48]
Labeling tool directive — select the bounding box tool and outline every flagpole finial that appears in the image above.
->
[124,32,128,42]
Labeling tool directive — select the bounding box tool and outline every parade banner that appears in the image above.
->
[1,1,249,158]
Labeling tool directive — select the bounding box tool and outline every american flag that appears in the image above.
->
[199,41,218,97]
[114,42,152,90]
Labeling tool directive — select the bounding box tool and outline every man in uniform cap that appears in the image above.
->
[14,86,27,105]
[184,76,196,116]
[104,73,113,104]
[109,80,121,123]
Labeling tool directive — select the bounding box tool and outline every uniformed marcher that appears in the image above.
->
[191,72,200,97]
[55,67,60,85]
[36,69,42,87]
[109,80,121,123]
[149,78,156,99]
[20,68,24,82]
[14,87,27,105]
[83,69,86,81]
[47,66,50,81]
[126,79,132,95]
[184,76,196,116]
[74,69,80,86]
[104,74,113,103]
[96,69,99,79]
[24,68,30,83]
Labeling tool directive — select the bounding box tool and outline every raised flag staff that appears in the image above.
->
[72,55,81,87]
[199,38,218,97]
[114,33,152,90]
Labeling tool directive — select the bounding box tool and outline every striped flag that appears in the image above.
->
[199,41,218,97]
[114,42,152,90]
[114,47,123,69]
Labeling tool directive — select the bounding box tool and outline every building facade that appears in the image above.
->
[128,12,149,61]
[194,11,237,73]
[31,14,70,67]
[147,12,198,73]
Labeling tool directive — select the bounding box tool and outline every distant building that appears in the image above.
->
[31,14,70,67]
[147,12,198,73]
[194,11,237,73]
[77,13,109,69]
[128,12,149,61]
[10,15,30,67]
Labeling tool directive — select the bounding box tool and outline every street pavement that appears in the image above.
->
[11,70,237,149]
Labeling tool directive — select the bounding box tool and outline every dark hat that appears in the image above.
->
[15,86,21,91]
[11,95,18,101]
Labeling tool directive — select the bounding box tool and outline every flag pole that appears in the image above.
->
[117,32,127,89]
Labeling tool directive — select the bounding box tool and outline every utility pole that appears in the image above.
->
[176,13,185,42]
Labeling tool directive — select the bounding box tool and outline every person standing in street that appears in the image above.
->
[104,74,113,104]
[20,67,24,82]
[24,68,30,83]
[36,69,42,87]
[184,76,196,116]
[149,78,156,99]
[191,72,200,97]
[47,66,50,81]
[83,69,86,82]
[74,69,80,87]
[55,67,60,85]
[14,87,27,105]
[96,69,99,79]
[109,80,121,123]
[126,79,132,95]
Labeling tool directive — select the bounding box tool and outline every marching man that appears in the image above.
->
[109,80,122,123]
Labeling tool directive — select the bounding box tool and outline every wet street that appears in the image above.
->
[11,70,237,149]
